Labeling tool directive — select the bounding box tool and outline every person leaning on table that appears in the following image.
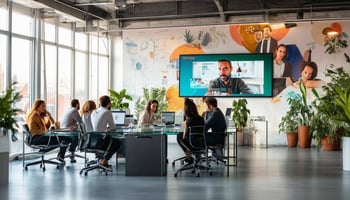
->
[26,99,73,162]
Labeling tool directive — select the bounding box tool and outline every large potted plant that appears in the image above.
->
[278,97,299,147]
[0,82,22,185]
[135,87,168,122]
[294,80,317,148]
[333,86,350,170]
[311,66,349,150]
[231,98,250,146]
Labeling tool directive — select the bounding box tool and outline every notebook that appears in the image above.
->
[111,110,126,127]
[161,112,175,126]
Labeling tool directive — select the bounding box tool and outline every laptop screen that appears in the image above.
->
[111,110,126,126]
[161,112,175,125]
[225,108,232,117]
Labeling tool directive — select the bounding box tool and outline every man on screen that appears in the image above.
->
[206,59,251,96]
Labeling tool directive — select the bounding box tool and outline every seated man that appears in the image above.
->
[203,97,227,157]
[91,95,122,167]
[60,99,82,162]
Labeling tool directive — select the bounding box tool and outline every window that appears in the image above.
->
[75,52,87,104]
[44,22,56,43]
[58,26,72,47]
[12,12,33,37]
[75,32,87,51]
[0,7,8,31]
[0,35,6,92]
[57,47,72,120]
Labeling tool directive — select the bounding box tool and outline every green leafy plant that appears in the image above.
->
[108,88,133,109]
[134,87,168,121]
[278,97,299,134]
[333,86,350,137]
[231,99,250,132]
[0,82,22,141]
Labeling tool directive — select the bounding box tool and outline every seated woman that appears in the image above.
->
[26,99,73,162]
[138,99,158,126]
[176,98,205,164]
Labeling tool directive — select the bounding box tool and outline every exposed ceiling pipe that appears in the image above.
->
[52,0,107,21]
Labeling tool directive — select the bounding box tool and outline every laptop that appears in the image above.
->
[111,110,126,127]
[225,108,232,117]
[161,112,175,126]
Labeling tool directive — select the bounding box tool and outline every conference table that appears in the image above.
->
[47,125,237,176]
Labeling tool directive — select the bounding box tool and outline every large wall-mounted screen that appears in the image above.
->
[179,53,273,97]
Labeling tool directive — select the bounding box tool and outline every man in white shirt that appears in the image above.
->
[91,95,121,167]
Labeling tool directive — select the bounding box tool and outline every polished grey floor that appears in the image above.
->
[2,144,350,200]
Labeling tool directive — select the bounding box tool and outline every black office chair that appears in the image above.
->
[22,124,62,171]
[174,126,212,177]
[78,123,113,176]
[206,131,227,167]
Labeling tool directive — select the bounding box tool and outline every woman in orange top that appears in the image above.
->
[26,99,72,162]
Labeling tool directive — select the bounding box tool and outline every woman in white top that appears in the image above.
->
[138,100,158,126]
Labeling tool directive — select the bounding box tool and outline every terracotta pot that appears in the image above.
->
[321,136,341,151]
[286,132,298,147]
[298,126,311,148]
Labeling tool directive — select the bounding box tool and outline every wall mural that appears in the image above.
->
[122,21,349,144]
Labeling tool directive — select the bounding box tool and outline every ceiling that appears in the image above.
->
[12,0,350,32]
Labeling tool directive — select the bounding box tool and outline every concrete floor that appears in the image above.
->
[1,144,350,200]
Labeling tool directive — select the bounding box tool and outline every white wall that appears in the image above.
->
[111,21,350,145]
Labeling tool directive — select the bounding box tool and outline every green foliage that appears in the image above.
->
[278,97,299,134]
[134,87,168,121]
[324,33,348,54]
[0,82,22,140]
[231,99,250,131]
[333,86,350,137]
[108,88,133,109]
[295,80,316,126]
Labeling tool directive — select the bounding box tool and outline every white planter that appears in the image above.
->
[343,137,350,171]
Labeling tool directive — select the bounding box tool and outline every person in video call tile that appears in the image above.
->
[255,25,278,53]
[207,59,251,96]
[273,44,293,96]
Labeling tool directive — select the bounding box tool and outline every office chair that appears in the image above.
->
[174,126,212,177]
[206,131,227,167]
[78,123,113,176]
[22,124,63,171]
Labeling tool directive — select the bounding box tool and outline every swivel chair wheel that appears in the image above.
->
[84,171,88,176]
[172,161,175,166]
[196,172,200,177]
[174,173,178,177]
[42,167,46,171]
[24,166,28,170]
[79,170,83,175]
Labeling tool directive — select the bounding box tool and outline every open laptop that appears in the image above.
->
[161,111,175,126]
[111,110,127,128]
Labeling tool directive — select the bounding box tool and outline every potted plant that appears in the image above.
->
[294,80,318,148]
[0,82,22,139]
[231,98,250,146]
[333,86,350,170]
[134,87,168,122]
[108,88,133,111]
[278,97,299,147]
[0,82,22,185]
